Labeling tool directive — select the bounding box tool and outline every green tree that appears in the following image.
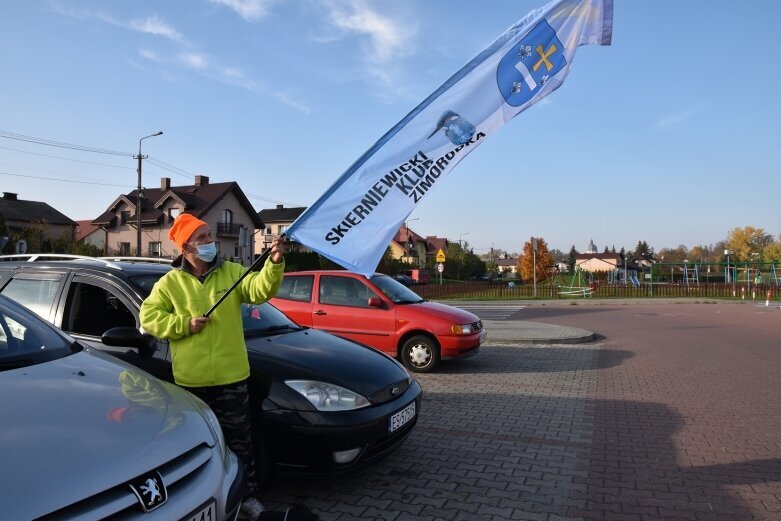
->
[566,245,578,273]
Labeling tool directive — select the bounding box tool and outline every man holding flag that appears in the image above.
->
[285,0,612,276]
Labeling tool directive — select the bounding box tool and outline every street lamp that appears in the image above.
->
[459,232,470,249]
[405,217,419,262]
[135,131,163,255]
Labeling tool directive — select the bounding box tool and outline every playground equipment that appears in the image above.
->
[683,263,699,286]
[608,268,640,287]
[770,264,781,288]
[558,267,593,297]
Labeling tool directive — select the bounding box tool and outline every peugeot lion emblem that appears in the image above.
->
[129,471,168,512]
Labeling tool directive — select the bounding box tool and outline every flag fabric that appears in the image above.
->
[286,0,613,276]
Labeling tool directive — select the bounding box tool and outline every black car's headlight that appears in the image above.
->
[285,380,370,411]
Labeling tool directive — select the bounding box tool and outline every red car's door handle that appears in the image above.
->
[313,310,327,316]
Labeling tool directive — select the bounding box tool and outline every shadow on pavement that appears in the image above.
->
[436,345,633,374]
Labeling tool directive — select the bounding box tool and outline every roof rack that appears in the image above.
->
[98,256,173,264]
[0,253,124,269]
[0,254,172,270]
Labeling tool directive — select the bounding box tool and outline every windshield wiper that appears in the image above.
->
[0,358,35,370]
[246,324,301,337]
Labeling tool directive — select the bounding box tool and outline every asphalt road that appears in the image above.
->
[260,301,781,521]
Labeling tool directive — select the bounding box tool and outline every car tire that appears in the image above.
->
[401,335,440,373]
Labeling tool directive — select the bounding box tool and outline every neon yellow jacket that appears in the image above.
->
[139,257,284,387]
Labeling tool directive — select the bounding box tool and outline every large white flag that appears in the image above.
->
[286,0,613,275]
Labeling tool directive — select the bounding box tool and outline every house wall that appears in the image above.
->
[105,192,256,263]
[576,258,619,272]
[5,220,74,251]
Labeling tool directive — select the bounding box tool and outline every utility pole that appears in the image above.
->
[533,238,537,298]
[135,131,163,255]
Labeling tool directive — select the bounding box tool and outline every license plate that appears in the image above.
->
[183,501,215,521]
[479,329,487,344]
[388,401,416,433]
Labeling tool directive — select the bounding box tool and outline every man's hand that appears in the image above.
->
[269,236,285,264]
[189,316,209,334]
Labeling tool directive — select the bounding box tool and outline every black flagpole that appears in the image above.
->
[203,245,273,318]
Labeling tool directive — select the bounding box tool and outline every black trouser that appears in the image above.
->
[183,379,259,498]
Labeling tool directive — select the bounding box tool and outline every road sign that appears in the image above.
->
[437,263,444,273]
[435,249,446,263]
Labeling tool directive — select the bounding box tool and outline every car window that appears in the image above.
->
[276,275,314,302]
[0,296,75,369]
[241,302,302,336]
[319,275,377,308]
[63,282,136,337]
[1,277,61,319]
[370,274,424,304]
[128,274,166,296]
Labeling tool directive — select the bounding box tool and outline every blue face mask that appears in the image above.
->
[192,242,217,263]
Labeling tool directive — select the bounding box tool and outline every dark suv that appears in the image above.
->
[0,255,421,478]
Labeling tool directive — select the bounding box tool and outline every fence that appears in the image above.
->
[413,281,779,301]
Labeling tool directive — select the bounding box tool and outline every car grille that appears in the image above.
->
[36,444,213,520]
[369,378,410,405]
[472,320,483,332]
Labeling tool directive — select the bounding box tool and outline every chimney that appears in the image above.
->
[276,204,283,210]
[2,193,18,201]
[195,175,209,186]
[161,177,171,190]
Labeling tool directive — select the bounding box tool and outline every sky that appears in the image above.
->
[2,0,780,257]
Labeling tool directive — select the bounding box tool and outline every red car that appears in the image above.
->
[271,270,486,372]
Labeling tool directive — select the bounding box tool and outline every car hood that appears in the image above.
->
[0,350,214,517]
[247,328,410,396]
[400,300,481,323]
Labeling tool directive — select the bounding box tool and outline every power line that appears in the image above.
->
[0,129,303,208]
[146,156,192,177]
[0,144,134,170]
[0,130,132,157]
[0,171,130,188]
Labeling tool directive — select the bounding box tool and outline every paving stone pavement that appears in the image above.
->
[258,301,781,521]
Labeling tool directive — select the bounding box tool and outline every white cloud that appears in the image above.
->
[179,52,209,70]
[138,49,159,62]
[272,92,312,115]
[657,102,708,130]
[209,0,272,21]
[323,0,414,64]
[129,15,185,43]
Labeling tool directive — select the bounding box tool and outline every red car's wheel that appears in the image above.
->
[401,335,440,373]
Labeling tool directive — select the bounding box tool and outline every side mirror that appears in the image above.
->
[367,297,385,309]
[101,327,157,356]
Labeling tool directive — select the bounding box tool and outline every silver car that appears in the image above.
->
[0,294,244,520]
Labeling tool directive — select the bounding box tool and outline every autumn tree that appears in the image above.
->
[518,237,553,283]
[657,245,688,263]
[726,226,773,262]
[763,240,781,263]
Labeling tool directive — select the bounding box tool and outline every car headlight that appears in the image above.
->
[202,404,229,461]
[285,380,370,411]
[450,323,475,335]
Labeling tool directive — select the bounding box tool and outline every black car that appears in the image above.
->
[392,273,416,287]
[0,255,422,478]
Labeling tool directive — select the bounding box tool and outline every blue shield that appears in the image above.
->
[496,20,567,107]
